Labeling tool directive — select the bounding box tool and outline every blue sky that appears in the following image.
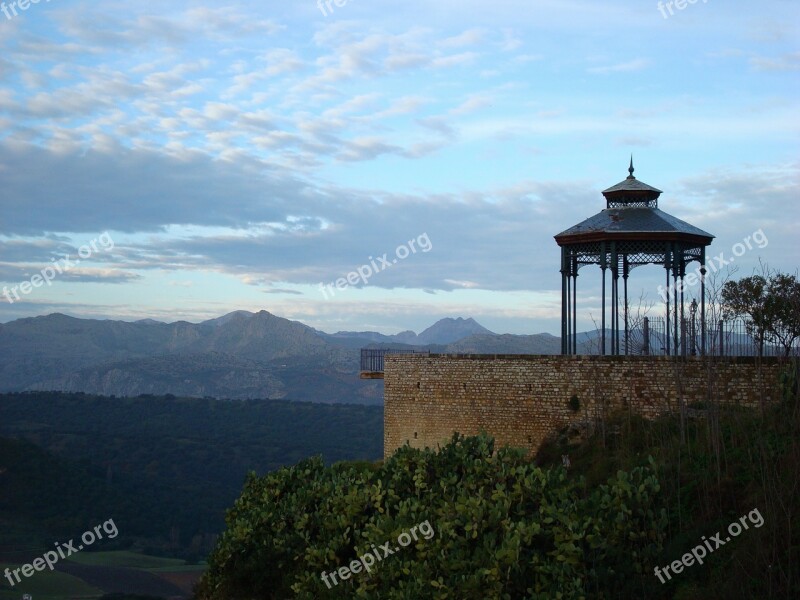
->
[0,0,797,335]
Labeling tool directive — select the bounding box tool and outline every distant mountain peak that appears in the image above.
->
[39,313,75,321]
[204,310,255,327]
[417,317,494,345]
[324,317,496,347]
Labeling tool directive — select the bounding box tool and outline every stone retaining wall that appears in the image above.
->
[383,354,785,458]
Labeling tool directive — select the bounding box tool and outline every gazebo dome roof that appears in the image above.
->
[555,207,714,244]
[602,176,663,196]
[601,157,663,207]
[555,159,714,246]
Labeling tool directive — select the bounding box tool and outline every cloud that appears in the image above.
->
[444,279,482,289]
[416,116,457,139]
[588,58,651,74]
[385,53,430,71]
[337,137,403,161]
[450,95,493,116]
[184,7,282,37]
[514,53,544,63]
[57,269,142,284]
[499,29,523,52]
[750,52,800,72]
[260,49,306,77]
[57,13,188,48]
[440,29,487,48]
[1,155,779,301]
[431,52,479,68]
[0,142,311,235]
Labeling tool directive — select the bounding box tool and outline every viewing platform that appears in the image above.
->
[360,348,430,379]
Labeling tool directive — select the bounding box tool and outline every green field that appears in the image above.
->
[0,551,205,599]
[148,564,207,573]
[66,550,187,570]
[0,562,102,600]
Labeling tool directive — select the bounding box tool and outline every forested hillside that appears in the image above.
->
[0,392,382,559]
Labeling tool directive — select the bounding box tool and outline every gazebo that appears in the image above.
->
[554,160,714,356]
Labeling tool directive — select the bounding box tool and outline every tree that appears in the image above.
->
[764,273,800,355]
[721,271,800,357]
[196,433,668,600]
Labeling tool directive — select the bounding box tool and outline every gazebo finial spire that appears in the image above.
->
[628,155,635,179]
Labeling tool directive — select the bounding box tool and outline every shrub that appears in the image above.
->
[196,433,667,599]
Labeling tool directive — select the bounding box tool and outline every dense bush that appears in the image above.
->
[197,433,668,599]
[537,364,800,600]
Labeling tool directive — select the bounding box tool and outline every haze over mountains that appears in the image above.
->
[0,311,570,403]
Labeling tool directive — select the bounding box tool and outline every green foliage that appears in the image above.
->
[722,272,800,356]
[779,360,799,404]
[538,386,800,600]
[197,433,667,599]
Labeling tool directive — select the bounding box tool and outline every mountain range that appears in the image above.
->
[324,316,493,347]
[0,312,569,403]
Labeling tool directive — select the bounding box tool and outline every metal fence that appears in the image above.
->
[361,321,796,365]
[360,348,431,373]
[634,317,797,357]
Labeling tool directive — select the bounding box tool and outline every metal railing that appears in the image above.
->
[638,316,797,357]
[360,348,431,373]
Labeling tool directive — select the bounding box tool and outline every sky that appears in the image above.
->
[0,0,797,335]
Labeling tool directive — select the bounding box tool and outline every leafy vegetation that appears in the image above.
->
[538,360,800,599]
[197,433,668,599]
[721,270,800,356]
[198,355,799,599]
